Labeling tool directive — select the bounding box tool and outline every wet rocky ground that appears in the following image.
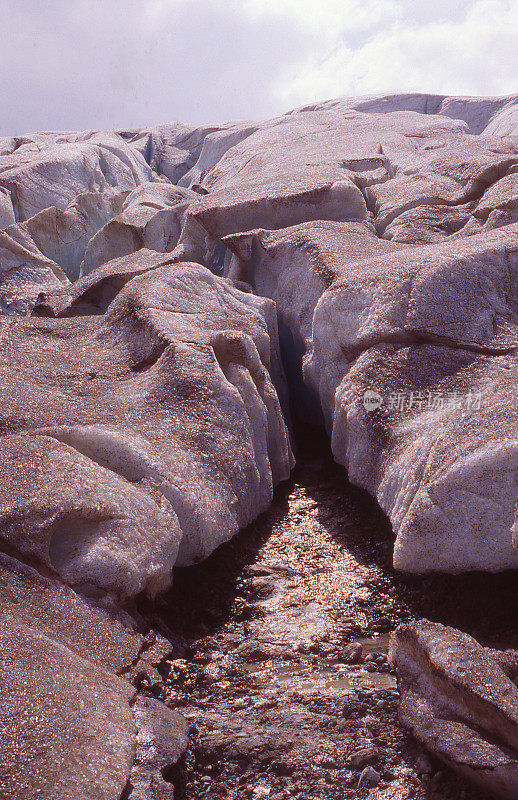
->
[136,425,518,800]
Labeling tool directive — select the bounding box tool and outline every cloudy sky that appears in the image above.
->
[1,0,517,134]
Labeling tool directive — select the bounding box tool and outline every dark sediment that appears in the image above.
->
[134,425,518,799]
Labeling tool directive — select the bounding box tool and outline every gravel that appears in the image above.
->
[135,425,515,800]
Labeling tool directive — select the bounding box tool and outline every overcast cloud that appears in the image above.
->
[0,0,516,135]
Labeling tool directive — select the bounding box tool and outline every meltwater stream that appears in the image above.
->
[137,426,518,800]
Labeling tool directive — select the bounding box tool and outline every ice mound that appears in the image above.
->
[0,262,293,599]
